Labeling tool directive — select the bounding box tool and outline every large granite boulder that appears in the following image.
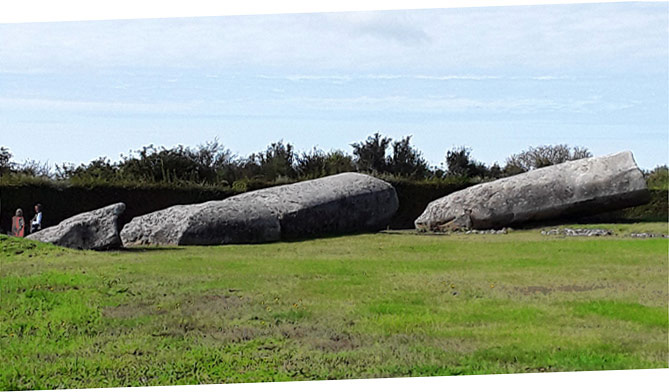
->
[26,202,126,250]
[121,172,398,246]
[415,151,650,231]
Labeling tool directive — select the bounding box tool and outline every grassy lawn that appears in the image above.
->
[1,223,667,390]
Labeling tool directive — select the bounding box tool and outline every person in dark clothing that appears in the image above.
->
[30,203,43,233]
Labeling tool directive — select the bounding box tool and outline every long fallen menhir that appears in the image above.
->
[415,151,650,231]
[121,172,399,246]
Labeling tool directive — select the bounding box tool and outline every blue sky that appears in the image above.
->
[0,2,667,170]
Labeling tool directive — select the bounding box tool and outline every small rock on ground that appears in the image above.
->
[628,232,668,238]
[462,228,509,235]
[541,228,612,237]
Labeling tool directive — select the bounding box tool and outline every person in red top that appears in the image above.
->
[11,208,25,237]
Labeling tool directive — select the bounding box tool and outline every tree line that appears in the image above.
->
[1,134,665,188]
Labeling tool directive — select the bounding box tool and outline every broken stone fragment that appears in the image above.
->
[26,202,125,250]
[415,151,650,231]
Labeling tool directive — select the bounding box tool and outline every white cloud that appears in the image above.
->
[259,74,354,82]
[278,95,576,113]
[0,3,665,73]
[0,97,205,115]
[337,11,431,45]
[0,93,635,117]
[255,74,573,83]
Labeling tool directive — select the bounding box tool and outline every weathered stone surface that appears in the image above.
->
[121,173,399,246]
[26,203,125,250]
[415,151,650,231]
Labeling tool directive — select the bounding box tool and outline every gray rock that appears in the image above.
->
[462,228,508,235]
[415,151,650,231]
[629,232,668,238]
[121,172,398,246]
[541,228,612,237]
[26,203,125,250]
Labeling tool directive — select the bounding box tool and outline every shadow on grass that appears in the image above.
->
[279,229,383,244]
[117,247,185,253]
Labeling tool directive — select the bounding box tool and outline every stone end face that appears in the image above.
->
[415,151,650,231]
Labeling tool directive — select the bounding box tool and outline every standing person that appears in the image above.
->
[11,208,25,237]
[30,203,43,233]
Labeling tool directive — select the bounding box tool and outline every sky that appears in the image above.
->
[0,2,667,170]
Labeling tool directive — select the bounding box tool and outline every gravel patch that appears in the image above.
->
[462,228,509,235]
[628,233,668,238]
[541,228,612,237]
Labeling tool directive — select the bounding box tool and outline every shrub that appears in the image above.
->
[504,144,592,173]
[646,165,668,190]
[445,146,489,179]
[0,146,13,176]
[351,132,391,174]
[387,136,430,179]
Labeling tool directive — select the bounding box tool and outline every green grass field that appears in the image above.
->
[1,223,667,390]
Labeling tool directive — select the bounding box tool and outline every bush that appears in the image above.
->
[295,149,356,179]
[387,136,430,179]
[445,146,489,179]
[0,146,13,176]
[646,165,668,190]
[253,140,297,181]
[351,132,392,174]
[504,144,592,173]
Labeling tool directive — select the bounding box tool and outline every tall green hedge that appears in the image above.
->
[385,178,474,228]
[0,183,238,233]
[0,179,665,234]
[0,178,475,232]
[581,189,668,223]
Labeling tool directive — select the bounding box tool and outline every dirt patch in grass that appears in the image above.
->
[516,284,607,295]
[102,302,163,319]
[310,332,360,352]
[179,293,247,316]
[277,324,316,340]
[149,292,256,337]
[204,326,266,343]
[558,284,607,293]
[103,292,251,339]
[275,323,361,352]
